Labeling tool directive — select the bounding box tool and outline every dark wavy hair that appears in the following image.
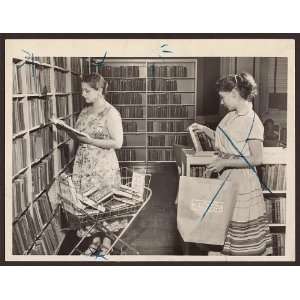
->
[216,72,258,102]
[81,73,108,95]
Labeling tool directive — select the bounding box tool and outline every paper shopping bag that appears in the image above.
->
[177,176,237,245]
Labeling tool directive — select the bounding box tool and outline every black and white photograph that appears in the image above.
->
[4,38,295,262]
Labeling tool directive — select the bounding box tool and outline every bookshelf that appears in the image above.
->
[90,58,197,165]
[12,56,85,255]
[180,147,287,256]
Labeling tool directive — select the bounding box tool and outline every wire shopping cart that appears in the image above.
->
[57,167,152,256]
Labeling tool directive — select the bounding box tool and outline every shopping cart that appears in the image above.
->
[57,167,152,256]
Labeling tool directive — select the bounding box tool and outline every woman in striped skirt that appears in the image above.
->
[190,72,273,255]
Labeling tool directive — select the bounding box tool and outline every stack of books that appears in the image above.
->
[147,65,188,77]
[13,137,27,174]
[107,93,143,105]
[54,70,67,93]
[28,97,53,127]
[12,174,29,219]
[260,164,286,190]
[107,79,146,91]
[31,154,54,198]
[13,100,25,134]
[265,196,286,224]
[30,126,54,162]
[56,95,69,118]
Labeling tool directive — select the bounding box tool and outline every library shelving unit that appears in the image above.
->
[90,58,197,166]
[12,56,85,255]
[180,146,287,256]
[259,147,287,256]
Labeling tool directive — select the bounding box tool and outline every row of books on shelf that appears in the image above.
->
[70,58,81,74]
[32,154,54,199]
[148,93,182,104]
[72,94,85,113]
[116,149,138,161]
[12,174,29,219]
[265,197,286,224]
[56,95,69,118]
[147,106,193,118]
[82,58,90,75]
[30,217,64,255]
[35,57,50,64]
[71,74,82,93]
[147,65,188,77]
[13,63,23,94]
[148,149,174,161]
[30,126,54,162]
[148,79,178,91]
[13,100,25,134]
[57,143,71,171]
[116,106,144,118]
[107,79,146,91]
[54,57,67,69]
[57,119,71,144]
[12,193,53,254]
[106,93,143,105]
[190,166,207,178]
[29,97,53,128]
[260,164,286,191]
[147,120,191,132]
[99,65,140,78]
[13,137,27,175]
[14,63,51,94]
[116,149,177,162]
[54,70,67,93]
[272,233,285,256]
[147,135,188,146]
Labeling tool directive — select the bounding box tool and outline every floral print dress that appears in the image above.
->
[72,103,121,198]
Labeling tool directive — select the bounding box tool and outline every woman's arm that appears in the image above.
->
[76,109,123,149]
[206,139,263,173]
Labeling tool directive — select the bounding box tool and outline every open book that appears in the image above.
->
[188,124,214,152]
[50,117,90,138]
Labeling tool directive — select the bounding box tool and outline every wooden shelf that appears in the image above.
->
[123,132,146,135]
[13,94,26,98]
[147,104,195,106]
[269,224,286,227]
[263,190,286,194]
[53,65,69,72]
[13,130,27,139]
[27,93,53,97]
[108,91,146,93]
[148,131,188,134]
[147,91,195,93]
[12,166,29,180]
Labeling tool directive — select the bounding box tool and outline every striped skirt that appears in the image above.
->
[219,168,273,256]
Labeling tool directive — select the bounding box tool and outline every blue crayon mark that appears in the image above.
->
[200,112,272,221]
[217,125,272,194]
[95,253,108,261]
[159,43,173,56]
[200,172,231,221]
[92,51,108,69]
[22,49,36,77]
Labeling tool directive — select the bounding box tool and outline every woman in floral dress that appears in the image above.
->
[190,72,273,256]
[69,73,123,199]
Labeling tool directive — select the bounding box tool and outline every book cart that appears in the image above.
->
[56,167,152,256]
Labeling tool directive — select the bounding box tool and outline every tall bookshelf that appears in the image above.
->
[90,58,197,166]
[12,56,85,255]
[259,147,287,256]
